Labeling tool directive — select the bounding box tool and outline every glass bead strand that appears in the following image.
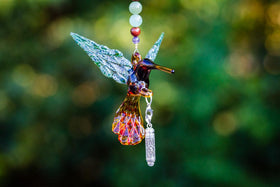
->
[129,0,142,51]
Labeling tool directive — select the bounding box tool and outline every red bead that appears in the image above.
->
[130,27,141,37]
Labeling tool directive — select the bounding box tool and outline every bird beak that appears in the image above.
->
[154,64,175,74]
[142,58,175,74]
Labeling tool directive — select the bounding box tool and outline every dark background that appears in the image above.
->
[0,0,280,186]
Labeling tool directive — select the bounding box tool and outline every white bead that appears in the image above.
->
[129,2,142,15]
[129,15,142,27]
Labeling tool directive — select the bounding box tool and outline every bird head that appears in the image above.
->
[139,58,175,74]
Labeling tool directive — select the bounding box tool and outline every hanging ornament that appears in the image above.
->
[70,0,174,167]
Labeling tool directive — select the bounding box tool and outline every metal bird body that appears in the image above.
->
[71,32,174,145]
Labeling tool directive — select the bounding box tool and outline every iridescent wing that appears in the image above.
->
[145,32,164,61]
[70,32,133,84]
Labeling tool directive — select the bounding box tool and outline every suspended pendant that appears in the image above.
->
[145,127,156,166]
[145,95,156,166]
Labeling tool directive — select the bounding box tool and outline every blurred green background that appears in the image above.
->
[1,0,280,186]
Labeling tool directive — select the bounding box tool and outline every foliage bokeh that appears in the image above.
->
[0,0,280,186]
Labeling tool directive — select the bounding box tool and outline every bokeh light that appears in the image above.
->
[72,81,98,107]
[32,74,58,97]
[225,51,259,78]
[213,111,237,136]
[12,64,36,88]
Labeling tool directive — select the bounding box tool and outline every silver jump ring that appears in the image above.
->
[145,108,153,117]
[145,95,152,105]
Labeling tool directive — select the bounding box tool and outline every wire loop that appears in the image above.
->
[145,94,153,128]
[133,44,139,53]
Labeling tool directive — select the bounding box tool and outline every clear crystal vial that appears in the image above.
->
[145,127,156,166]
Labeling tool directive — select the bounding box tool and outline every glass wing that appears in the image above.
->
[70,32,133,84]
[145,32,164,61]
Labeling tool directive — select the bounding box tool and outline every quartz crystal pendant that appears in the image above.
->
[145,127,156,166]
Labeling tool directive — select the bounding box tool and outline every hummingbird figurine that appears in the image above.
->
[70,32,174,145]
